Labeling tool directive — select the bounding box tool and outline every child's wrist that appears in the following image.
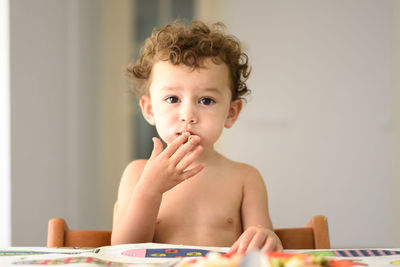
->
[134,180,163,199]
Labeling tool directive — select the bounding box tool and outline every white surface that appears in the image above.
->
[0,0,11,247]
[0,245,399,267]
[0,243,229,266]
[10,0,133,245]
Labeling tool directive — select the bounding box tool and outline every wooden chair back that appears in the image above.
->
[47,214,330,249]
[47,203,118,248]
[274,215,330,249]
[47,217,111,247]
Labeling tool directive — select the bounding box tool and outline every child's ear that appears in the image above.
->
[224,99,242,128]
[139,95,156,125]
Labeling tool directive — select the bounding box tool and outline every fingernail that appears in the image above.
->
[188,135,193,141]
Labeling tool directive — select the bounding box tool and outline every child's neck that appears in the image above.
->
[193,145,221,165]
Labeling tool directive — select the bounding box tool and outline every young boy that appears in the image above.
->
[111,21,282,253]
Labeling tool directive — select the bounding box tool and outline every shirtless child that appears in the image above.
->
[111,21,282,253]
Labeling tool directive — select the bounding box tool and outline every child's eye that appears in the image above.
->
[165,96,180,104]
[199,97,215,106]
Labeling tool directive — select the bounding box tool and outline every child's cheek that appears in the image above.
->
[154,122,174,145]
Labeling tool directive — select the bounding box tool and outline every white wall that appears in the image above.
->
[10,0,133,246]
[0,0,11,247]
[198,0,399,248]
[395,0,400,248]
[11,1,69,246]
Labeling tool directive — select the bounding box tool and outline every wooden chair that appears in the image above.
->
[274,215,330,249]
[46,203,118,248]
[47,217,111,247]
[47,214,330,249]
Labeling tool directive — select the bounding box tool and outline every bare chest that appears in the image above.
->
[154,171,244,246]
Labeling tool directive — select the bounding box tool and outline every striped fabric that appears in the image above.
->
[333,249,400,257]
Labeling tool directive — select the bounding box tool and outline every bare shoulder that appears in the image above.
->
[122,159,147,178]
[118,159,147,190]
[115,160,147,220]
[220,156,264,183]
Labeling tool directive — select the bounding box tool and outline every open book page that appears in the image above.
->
[0,243,229,266]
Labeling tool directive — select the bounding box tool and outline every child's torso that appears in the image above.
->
[153,158,244,247]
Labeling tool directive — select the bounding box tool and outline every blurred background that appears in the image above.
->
[1,0,399,248]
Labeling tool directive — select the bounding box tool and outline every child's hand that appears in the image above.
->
[229,225,283,254]
[138,133,204,195]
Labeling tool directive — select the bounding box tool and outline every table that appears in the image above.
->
[1,243,399,266]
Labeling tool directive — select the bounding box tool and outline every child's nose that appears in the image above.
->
[179,104,198,124]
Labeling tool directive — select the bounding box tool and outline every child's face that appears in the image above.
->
[140,58,242,148]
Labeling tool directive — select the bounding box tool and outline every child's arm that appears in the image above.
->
[229,166,283,253]
[111,133,204,245]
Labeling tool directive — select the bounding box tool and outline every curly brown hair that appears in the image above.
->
[126,21,251,101]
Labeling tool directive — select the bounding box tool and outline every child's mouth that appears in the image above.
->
[176,131,193,143]
[176,130,192,137]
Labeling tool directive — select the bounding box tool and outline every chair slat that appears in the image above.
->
[275,228,315,249]
[64,230,111,247]
[47,215,330,249]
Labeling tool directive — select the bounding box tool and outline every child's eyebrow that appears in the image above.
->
[160,86,180,92]
[160,86,223,95]
[201,87,223,95]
